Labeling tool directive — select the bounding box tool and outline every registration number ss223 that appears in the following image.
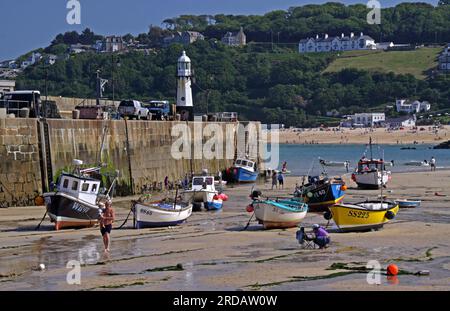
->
[347,210,369,218]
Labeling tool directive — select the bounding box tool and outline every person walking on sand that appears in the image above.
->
[271,171,278,190]
[277,171,285,190]
[99,200,115,252]
[431,156,436,171]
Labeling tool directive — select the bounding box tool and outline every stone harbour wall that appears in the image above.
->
[0,118,261,207]
[0,119,42,207]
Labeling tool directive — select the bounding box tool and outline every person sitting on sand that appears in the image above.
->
[312,224,330,249]
[99,200,115,252]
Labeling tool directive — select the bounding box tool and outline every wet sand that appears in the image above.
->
[278,126,450,145]
[1,170,450,291]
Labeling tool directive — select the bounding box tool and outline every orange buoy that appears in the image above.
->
[341,185,348,191]
[387,264,399,276]
[246,204,254,213]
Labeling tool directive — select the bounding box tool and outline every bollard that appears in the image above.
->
[72,109,80,119]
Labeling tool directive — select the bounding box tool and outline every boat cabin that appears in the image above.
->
[234,158,257,172]
[357,159,386,172]
[191,176,216,192]
[57,173,101,205]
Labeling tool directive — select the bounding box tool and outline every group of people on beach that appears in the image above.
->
[270,161,288,190]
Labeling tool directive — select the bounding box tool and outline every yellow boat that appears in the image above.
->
[329,200,399,232]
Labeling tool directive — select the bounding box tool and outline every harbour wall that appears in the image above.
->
[0,119,42,207]
[0,118,262,207]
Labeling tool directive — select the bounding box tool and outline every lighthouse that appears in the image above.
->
[176,50,194,121]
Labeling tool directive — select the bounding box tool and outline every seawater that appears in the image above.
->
[274,144,450,176]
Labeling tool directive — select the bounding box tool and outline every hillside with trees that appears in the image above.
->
[15,2,450,127]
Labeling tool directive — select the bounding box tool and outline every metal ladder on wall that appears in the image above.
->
[37,119,53,193]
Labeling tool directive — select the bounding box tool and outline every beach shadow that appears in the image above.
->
[1,224,55,233]
[226,225,264,232]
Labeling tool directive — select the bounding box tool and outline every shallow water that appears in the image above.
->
[277,144,450,176]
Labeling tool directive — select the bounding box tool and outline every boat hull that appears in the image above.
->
[133,202,192,228]
[396,200,421,208]
[205,199,223,211]
[232,167,258,183]
[329,202,399,232]
[300,183,345,212]
[44,193,100,230]
[253,200,308,229]
[353,171,390,189]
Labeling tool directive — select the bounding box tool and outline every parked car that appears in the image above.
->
[143,100,172,120]
[118,100,149,120]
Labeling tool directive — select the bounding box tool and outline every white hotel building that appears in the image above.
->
[299,32,376,53]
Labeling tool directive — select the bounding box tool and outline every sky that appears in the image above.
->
[0,0,438,61]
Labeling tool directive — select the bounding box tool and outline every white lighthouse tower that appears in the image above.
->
[176,50,194,121]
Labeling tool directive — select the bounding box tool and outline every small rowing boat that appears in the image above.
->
[395,199,421,208]
[132,199,193,228]
[248,191,308,229]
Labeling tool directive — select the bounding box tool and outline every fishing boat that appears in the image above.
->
[184,174,225,210]
[229,158,258,183]
[43,160,114,230]
[132,199,192,228]
[329,200,399,232]
[395,199,421,208]
[248,191,308,229]
[404,160,429,167]
[294,175,346,213]
[351,138,391,189]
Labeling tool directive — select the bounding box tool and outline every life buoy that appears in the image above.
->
[324,210,332,220]
[385,210,395,220]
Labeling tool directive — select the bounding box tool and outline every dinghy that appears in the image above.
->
[395,199,421,208]
[404,161,429,167]
[248,191,308,229]
[329,200,399,232]
[132,199,192,228]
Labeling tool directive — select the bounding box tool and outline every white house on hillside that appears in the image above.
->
[439,43,450,72]
[396,99,431,114]
[386,115,416,128]
[350,113,385,127]
[299,32,376,54]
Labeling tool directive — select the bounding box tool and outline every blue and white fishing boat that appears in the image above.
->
[184,174,226,211]
[247,191,308,229]
[230,158,258,183]
[132,199,192,228]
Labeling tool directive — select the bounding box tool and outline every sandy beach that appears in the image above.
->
[277,126,450,145]
[1,170,450,291]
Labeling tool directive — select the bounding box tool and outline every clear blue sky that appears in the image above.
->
[0,0,438,61]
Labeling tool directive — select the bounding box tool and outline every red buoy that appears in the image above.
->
[246,205,254,213]
[387,264,399,276]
